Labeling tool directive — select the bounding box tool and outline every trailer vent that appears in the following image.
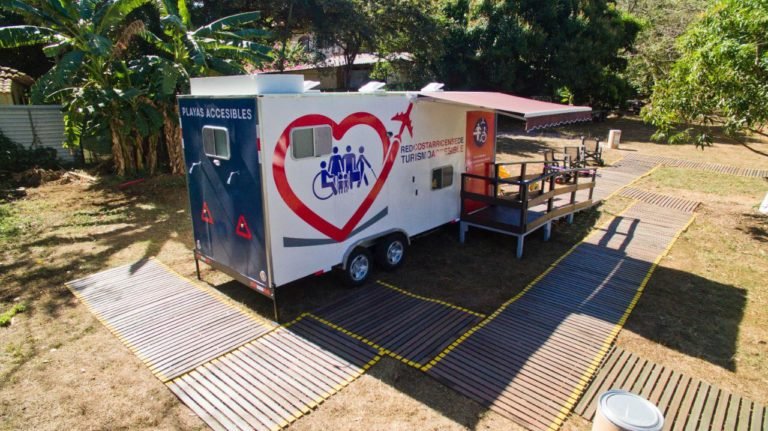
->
[421,82,445,92]
[358,81,386,93]
[303,80,321,92]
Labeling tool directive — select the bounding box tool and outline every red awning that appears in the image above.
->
[419,91,592,131]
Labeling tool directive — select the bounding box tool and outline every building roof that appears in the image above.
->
[418,91,592,131]
[0,66,35,94]
[259,53,412,73]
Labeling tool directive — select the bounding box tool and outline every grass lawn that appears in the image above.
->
[0,116,766,430]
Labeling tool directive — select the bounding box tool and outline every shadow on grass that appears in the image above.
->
[6,172,749,429]
[738,212,767,243]
[0,175,189,313]
[626,265,747,372]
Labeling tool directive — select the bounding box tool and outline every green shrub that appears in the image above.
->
[0,130,59,173]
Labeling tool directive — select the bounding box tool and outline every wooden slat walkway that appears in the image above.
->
[66,259,274,382]
[423,202,695,431]
[623,154,768,178]
[574,157,658,204]
[167,316,380,431]
[575,347,767,431]
[619,187,700,213]
[311,281,485,368]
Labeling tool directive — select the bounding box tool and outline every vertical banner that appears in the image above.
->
[464,111,495,213]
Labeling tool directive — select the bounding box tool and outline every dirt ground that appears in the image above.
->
[1,115,766,430]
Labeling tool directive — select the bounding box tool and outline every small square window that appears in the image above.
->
[202,126,230,159]
[432,166,454,190]
[291,126,332,159]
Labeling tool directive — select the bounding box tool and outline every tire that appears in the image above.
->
[343,247,372,287]
[375,234,408,271]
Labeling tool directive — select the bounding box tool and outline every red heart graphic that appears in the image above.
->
[273,112,399,242]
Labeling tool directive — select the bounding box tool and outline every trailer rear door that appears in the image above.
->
[180,97,270,290]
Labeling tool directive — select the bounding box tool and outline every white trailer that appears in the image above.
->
[179,74,592,319]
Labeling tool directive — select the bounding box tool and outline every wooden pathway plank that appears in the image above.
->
[66,259,274,381]
[168,317,380,431]
[619,187,700,213]
[313,283,483,366]
[622,154,768,178]
[424,201,694,431]
[578,348,766,431]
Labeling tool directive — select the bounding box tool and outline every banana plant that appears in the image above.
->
[0,0,272,176]
[148,0,272,77]
[138,0,272,174]
[0,0,156,175]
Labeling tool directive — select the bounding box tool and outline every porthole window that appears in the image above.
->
[291,126,332,159]
[431,165,454,190]
[202,126,230,159]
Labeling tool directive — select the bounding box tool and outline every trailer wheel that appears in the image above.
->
[375,234,407,271]
[343,247,372,287]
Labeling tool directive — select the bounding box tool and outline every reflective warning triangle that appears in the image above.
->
[236,215,253,240]
[201,202,214,224]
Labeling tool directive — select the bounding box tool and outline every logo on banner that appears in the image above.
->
[472,117,488,147]
[273,103,414,243]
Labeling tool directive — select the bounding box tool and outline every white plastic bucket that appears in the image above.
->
[592,390,664,431]
[608,130,622,149]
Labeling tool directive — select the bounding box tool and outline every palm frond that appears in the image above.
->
[206,57,246,75]
[183,33,206,67]
[0,25,58,49]
[42,37,72,57]
[160,14,186,34]
[78,0,100,20]
[29,50,85,103]
[138,28,173,55]
[207,45,271,65]
[0,1,62,26]
[214,29,271,41]
[95,0,152,34]
[38,0,74,21]
[177,0,191,28]
[193,11,261,37]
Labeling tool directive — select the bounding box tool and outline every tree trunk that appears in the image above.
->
[110,120,127,176]
[147,135,158,175]
[164,105,185,175]
[134,133,145,173]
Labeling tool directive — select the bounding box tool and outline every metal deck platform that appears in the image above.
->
[576,347,767,431]
[423,202,695,431]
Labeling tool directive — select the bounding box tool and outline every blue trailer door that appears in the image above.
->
[179,98,269,290]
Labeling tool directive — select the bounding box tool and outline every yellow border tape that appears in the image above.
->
[420,203,637,373]
[65,258,278,383]
[150,257,276,331]
[546,212,696,431]
[375,280,486,318]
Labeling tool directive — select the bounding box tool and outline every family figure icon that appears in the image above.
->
[312,145,376,200]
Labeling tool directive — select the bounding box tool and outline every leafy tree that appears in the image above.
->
[617,0,708,96]
[142,0,271,173]
[428,0,641,108]
[0,9,53,78]
[0,0,272,176]
[0,0,160,175]
[643,0,768,148]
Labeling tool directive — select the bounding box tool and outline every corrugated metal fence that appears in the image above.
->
[0,105,74,162]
